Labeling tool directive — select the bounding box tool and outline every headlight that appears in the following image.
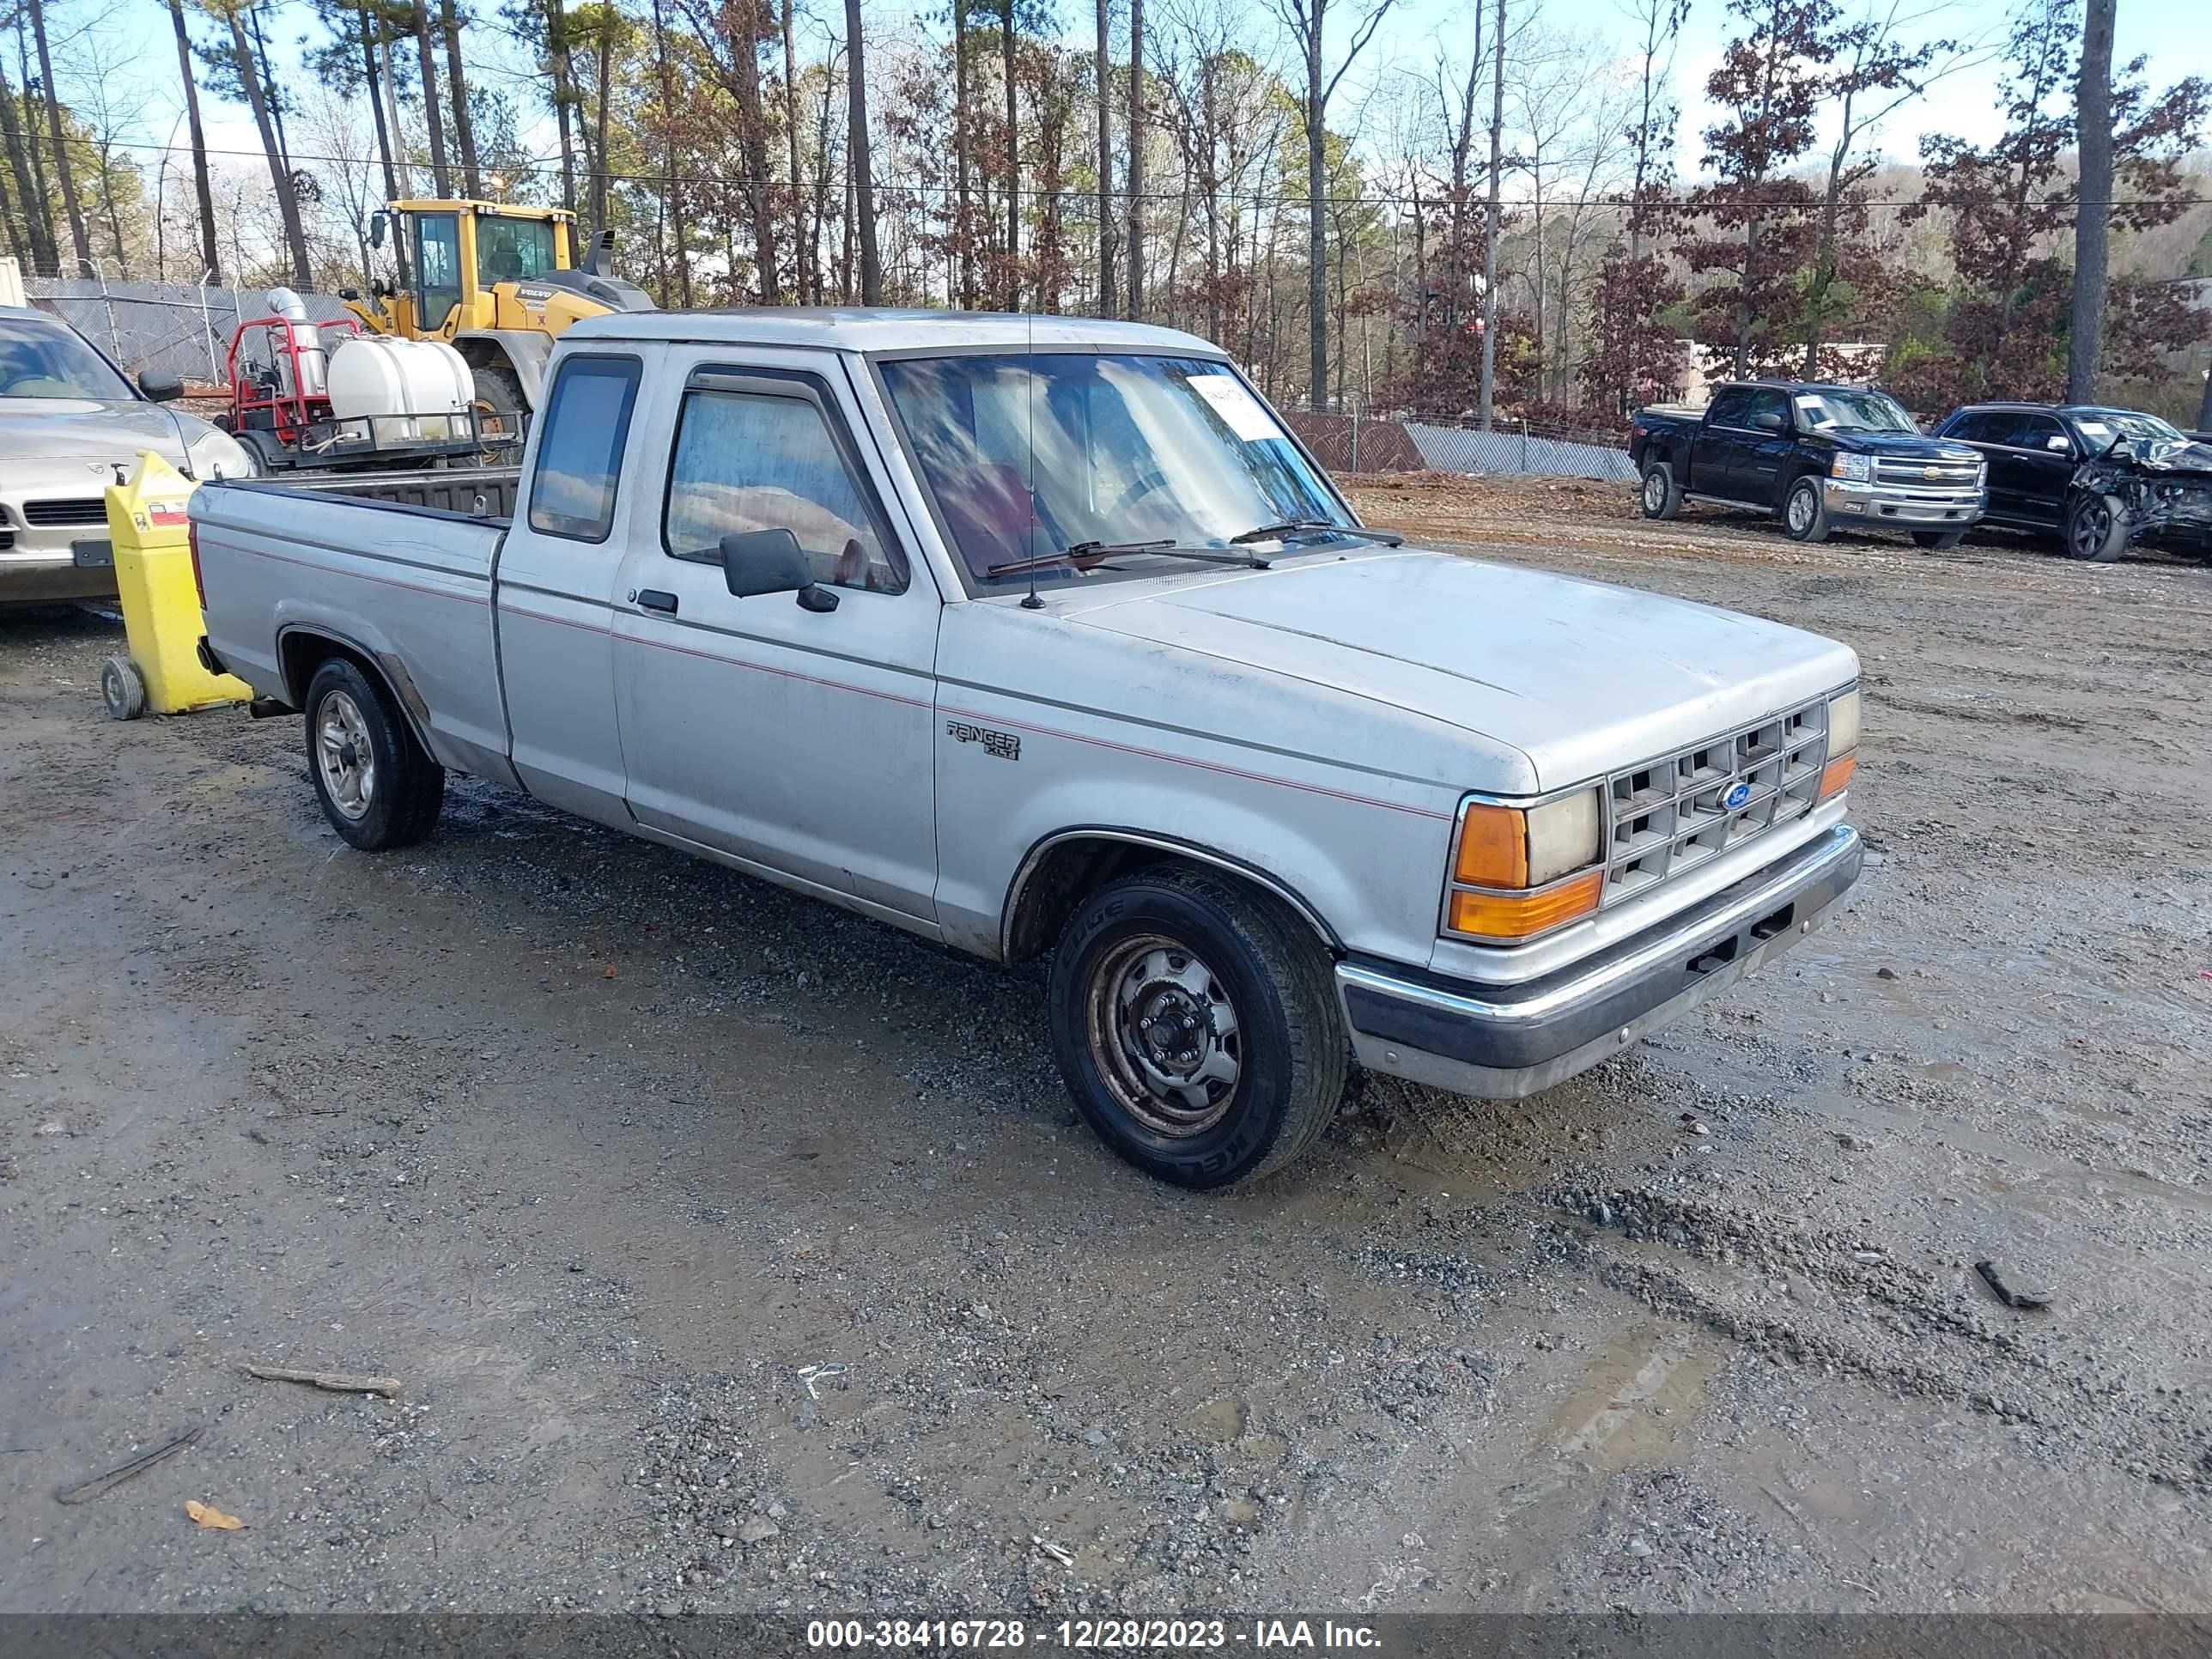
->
[1820,688,1860,799]
[187,429,253,481]
[1446,790,1606,940]
[1829,451,1871,483]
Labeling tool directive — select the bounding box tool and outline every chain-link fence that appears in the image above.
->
[1286,406,1637,484]
[26,276,356,386]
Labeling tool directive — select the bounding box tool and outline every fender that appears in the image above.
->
[1000,826,1345,963]
[453,331,554,405]
[275,622,441,765]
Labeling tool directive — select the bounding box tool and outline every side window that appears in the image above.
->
[1706,387,1753,428]
[1945,411,1990,444]
[1749,389,1791,430]
[2017,414,2068,453]
[663,383,908,594]
[415,212,462,329]
[526,356,641,542]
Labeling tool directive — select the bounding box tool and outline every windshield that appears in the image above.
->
[1792,389,1917,434]
[877,352,1356,587]
[2094,411,2185,445]
[0,316,136,400]
[478,216,559,283]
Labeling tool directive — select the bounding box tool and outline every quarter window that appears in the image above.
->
[663,385,908,593]
[526,356,641,542]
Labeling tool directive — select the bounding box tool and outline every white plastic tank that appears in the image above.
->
[265,287,328,397]
[325,336,477,422]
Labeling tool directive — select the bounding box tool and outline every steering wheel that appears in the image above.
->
[1104,469,1171,521]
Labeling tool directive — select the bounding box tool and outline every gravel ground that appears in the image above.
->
[2,484,2208,1620]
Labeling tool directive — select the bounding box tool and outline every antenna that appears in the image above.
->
[1021,303,1043,610]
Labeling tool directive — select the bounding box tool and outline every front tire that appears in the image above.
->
[1639,461,1682,520]
[2065,492,2130,562]
[1047,867,1347,1189]
[470,365,527,463]
[303,657,445,850]
[1784,477,1830,543]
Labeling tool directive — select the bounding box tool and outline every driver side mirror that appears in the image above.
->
[369,210,387,250]
[720,528,839,612]
[1753,410,1786,432]
[2045,434,2071,453]
[138,370,184,402]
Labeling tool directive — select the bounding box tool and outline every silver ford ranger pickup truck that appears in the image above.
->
[192,308,1864,1188]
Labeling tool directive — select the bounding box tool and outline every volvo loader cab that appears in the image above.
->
[341,199,653,438]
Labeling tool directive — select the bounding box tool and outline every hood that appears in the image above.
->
[2113,437,2212,477]
[1064,549,1860,791]
[0,398,198,465]
[1811,430,1975,462]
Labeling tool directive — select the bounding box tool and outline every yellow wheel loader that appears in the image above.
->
[338,200,654,444]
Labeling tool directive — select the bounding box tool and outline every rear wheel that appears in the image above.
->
[1047,867,1346,1189]
[1639,461,1682,520]
[1911,529,1966,550]
[1784,477,1830,544]
[2065,492,2130,562]
[303,657,445,850]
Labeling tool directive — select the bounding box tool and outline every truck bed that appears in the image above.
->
[192,467,520,789]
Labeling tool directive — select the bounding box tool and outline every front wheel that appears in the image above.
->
[1047,868,1347,1189]
[2065,492,2130,562]
[303,657,446,850]
[1784,477,1830,544]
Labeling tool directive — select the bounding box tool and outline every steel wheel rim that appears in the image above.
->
[1084,933,1243,1138]
[315,690,376,821]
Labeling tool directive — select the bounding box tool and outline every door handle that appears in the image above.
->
[635,588,678,615]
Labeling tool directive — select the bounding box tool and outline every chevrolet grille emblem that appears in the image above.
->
[1923,465,1942,480]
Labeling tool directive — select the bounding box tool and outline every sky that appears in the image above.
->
[59,0,2212,227]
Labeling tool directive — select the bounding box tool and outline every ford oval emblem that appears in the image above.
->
[1723,781,1753,810]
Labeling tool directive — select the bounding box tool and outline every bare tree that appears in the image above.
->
[1094,0,1114,313]
[1125,0,1142,316]
[27,0,89,273]
[165,0,222,279]
[1479,0,1503,427]
[410,0,453,192]
[1273,0,1394,407]
[210,0,313,285]
[846,0,881,300]
[441,0,480,194]
[2068,0,2113,401]
[0,33,56,270]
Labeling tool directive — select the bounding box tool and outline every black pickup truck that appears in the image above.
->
[1630,381,1986,548]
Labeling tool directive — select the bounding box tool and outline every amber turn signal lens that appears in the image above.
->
[1819,751,1857,800]
[1454,803,1528,887]
[1447,870,1604,940]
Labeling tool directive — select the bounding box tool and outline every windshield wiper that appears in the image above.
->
[1230,518,1403,547]
[989,541,1275,578]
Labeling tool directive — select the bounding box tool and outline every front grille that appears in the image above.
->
[21,498,108,527]
[1602,698,1832,903]
[1872,457,1978,490]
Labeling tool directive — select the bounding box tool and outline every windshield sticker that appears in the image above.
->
[2077,421,2111,437]
[1188,373,1280,442]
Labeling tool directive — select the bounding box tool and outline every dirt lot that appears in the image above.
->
[3,480,2208,1624]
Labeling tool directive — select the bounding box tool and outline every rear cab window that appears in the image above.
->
[527,355,643,542]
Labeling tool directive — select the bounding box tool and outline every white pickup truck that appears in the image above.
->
[192,308,1864,1188]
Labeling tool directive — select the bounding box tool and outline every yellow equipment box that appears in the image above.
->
[100,451,251,719]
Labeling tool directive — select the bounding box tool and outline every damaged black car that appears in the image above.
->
[1934,403,2212,563]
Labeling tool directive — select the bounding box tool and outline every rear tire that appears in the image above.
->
[1911,529,1966,550]
[1047,866,1347,1189]
[1639,461,1682,520]
[2065,492,2130,562]
[302,657,445,850]
[1784,477,1831,544]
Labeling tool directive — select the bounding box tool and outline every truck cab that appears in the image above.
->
[1631,380,1986,549]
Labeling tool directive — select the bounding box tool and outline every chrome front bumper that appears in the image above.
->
[1820,478,1982,527]
[1337,822,1863,1099]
